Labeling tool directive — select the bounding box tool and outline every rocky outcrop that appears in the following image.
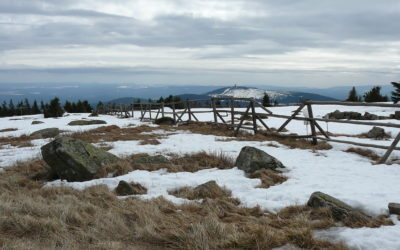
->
[366,126,387,139]
[115,180,147,196]
[68,120,107,126]
[235,146,285,173]
[307,191,371,222]
[41,137,120,181]
[30,128,60,138]
[326,110,383,120]
[154,117,175,125]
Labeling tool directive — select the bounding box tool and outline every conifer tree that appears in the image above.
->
[9,100,15,116]
[43,97,64,118]
[346,86,361,102]
[391,81,400,103]
[363,86,388,102]
[262,93,271,107]
[32,100,41,114]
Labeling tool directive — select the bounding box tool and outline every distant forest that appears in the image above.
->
[0,98,92,118]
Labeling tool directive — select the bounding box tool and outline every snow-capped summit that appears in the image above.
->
[206,86,336,103]
[210,86,289,99]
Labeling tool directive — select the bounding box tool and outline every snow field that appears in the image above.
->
[1,105,400,249]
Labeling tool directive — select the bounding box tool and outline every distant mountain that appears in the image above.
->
[206,86,337,103]
[0,83,225,104]
[256,85,393,100]
[0,82,393,104]
[108,86,337,104]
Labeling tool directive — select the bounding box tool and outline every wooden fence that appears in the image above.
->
[99,98,400,164]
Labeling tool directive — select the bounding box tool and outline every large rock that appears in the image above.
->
[366,126,387,139]
[115,180,147,196]
[68,120,107,126]
[154,117,175,125]
[31,128,60,138]
[41,137,120,181]
[131,155,169,164]
[235,146,285,173]
[307,192,371,222]
[388,203,400,215]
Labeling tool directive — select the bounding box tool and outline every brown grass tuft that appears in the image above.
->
[344,147,380,161]
[96,151,235,178]
[139,139,161,145]
[0,134,34,148]
[0,128,18,133]
[70,125,167,143]
[249,169,288,188]
[175,122,332,151]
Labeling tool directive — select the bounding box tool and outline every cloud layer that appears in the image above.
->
[0,0,399,87]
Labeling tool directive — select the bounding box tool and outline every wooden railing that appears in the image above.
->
[98,99,400,164]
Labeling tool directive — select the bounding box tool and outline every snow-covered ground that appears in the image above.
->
[1,104,400,249]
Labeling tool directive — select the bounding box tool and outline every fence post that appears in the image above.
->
[378,132,400,164]
[230,98,234,126]
[148,104,152,120]
[306,103,317,145]
[187,100,192,122]
[172,102,176,123]
[161,103,165,118]
[212,98,218,123]
[251,99,258,134]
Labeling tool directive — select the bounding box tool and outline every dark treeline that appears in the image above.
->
[64,100,92,113]
[0,98,93,118]
[0,99,42,117]
[345,86,390,102]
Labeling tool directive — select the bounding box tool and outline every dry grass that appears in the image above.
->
[70,125,167,143]
[0,128,18,133]
[249,169,288,188]
[344,147,380,161]
[68,123,331,152]
[97,151,235,178]
[0,134,34,148]
[0,161,349,249]
[175,122,332,151]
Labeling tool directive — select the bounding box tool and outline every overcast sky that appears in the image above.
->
[0,0,399,87]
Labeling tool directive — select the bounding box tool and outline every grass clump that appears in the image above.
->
[344,147,380,161]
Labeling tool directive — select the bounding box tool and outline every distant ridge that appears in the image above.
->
[108,85,337,104]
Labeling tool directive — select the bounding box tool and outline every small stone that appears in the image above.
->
[388,203,400,215]
[68,120,107,126]
[154,117,175,125]
[366,126,387,139]
[192,181,228,199]
[131,155,169,164]
[31,121,44,125]
[115,180,147,196]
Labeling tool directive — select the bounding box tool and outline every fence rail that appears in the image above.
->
[98,98,400,164]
